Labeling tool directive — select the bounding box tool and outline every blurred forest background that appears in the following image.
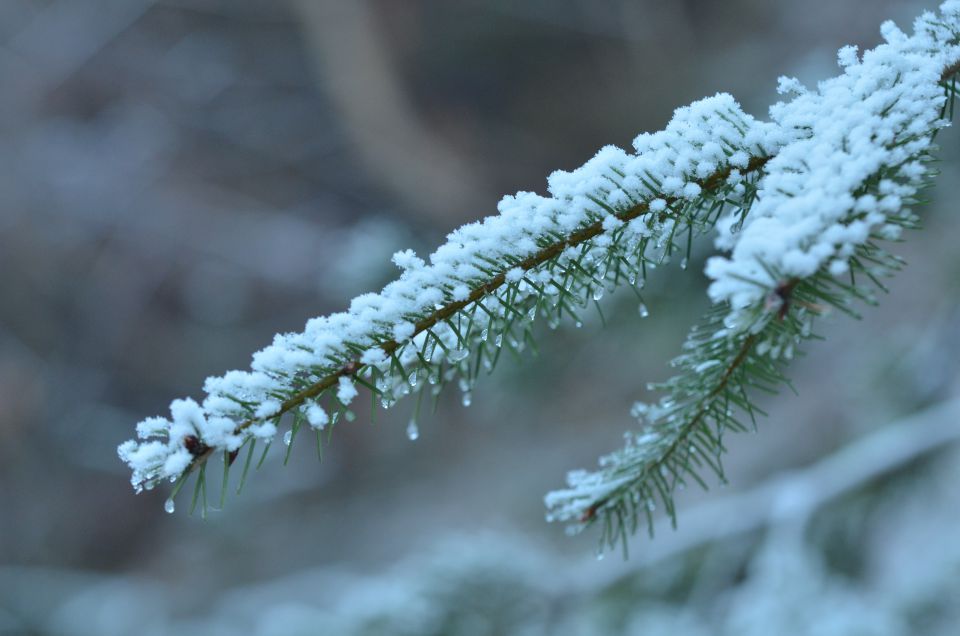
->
[2,0,960,634]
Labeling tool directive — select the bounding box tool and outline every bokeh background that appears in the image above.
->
[2,1,960,634]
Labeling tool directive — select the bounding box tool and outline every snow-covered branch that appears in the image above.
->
[545,4,960,552]
[120,93,774,510]
[119,1,960,550]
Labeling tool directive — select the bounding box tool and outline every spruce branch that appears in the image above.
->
[120,92,775,509]
[118,0,960,554]
[180,153,773,480]
[546,4,960,554]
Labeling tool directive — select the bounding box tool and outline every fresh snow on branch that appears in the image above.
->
[706,16,958,322]
[119,2,960,549]
[119,94,773,498]
[544,3,960,551]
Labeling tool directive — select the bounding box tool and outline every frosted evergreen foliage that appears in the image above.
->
[119,2,960,549]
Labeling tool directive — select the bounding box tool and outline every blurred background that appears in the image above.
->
[2,0,960,634]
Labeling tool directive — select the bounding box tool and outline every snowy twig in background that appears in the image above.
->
[62,399,960,634]
[120,2,960,552]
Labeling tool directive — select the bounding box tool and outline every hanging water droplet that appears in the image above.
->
[628,273,637,285]
[680,257,688,270]
[596,551,605,561]
[408,370,418,386]
[480,328,489,342]
[575,321,583,328]
[164,498,176,514]
[592,287,605,301]
[527,307,536,321]
[637,278,645,290]
[638,303,650,318]
[381,397,392,409]
[483,358,493,371]
[283,430,293,446]
[494,333,503,348]
[646,499,656,512]
[462,392,472,407]
[548,318,559,330]
[406,419,419,441]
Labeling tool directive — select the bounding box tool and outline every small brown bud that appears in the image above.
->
[183,435,208,457]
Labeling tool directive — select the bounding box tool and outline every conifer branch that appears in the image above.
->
[183,154,773,476]
[118,1,960,553]
[120,91,775,507]
[546,5,960,553]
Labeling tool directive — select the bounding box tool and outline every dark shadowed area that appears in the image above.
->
[2,1,959,634]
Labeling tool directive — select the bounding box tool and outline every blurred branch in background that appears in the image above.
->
[4,395,959,634]
[291,0,491,227]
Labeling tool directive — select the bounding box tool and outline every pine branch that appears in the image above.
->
[120,93,774,506]
[545,5,960,554]
[182,154,772,478]
[118,1,960,550]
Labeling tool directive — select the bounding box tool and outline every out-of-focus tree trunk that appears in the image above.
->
[291,0,490,227]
